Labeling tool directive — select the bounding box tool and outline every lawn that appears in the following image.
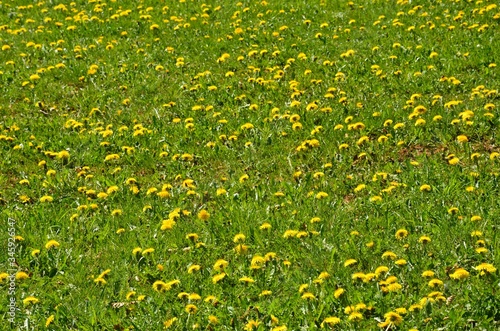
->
[0,0,499,330]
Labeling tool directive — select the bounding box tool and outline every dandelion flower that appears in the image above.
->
[212,272,226,284]
[420,184,431,192]
[260,290,272,297]
[164,318,178,328]
[197,209,210,221]
[419,236,431,244]
[322,317,340,327]
[379,311,403,327]
[386,282,402,292]
[45,240,60,249]
[233,233,246,243]
[46,315,55,327]
[188,265,201,273]
[152,280,170,292]
[23,296,39,305]
[348,312,363,322]
[15,271,29,280]
[244,320,261,330]
[315,191,328,199]
[382,251,397,259]
[161,219,176,230]
[260,222,272,230]
[185,304,197,314]
[301,292,316,300]
[186,233,199,241]
[450,268,469,280]
[391,257,406,266]
[371,267,386,278]
[474,263,496,274]
[428,278,443,287]
[334,288,345,298]
[94,277,106,285]
[344,259,357,267]
[239,276,255,284]
[395,229,408,239]
[40,195,54,203]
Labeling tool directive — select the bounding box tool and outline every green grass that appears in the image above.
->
[0,0,499,330]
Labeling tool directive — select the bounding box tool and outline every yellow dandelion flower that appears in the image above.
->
[239,174,249,183]
[45,240,60,249]
[386,282,402,292]
[244,320,261,331]
[197,209,210,221]
[315,191,328,199]
[450,268,469,280]
[382,311,403,326]
[233,233,246,243]
[216,188,227,196]
[94,277,106,285]
[188,265,201,273]
[475,263,496,274]
[420,184,431,192]
[395,259,407,266]
[208,315,218,324]
[45,314,55,327]
[161,219,176,230]
[186,233,199,242]
[23,296,39,305]
[239,276,255,284]
[322,316,340,327]
[260,222,272,230]
[348,312,363,321]
[382,251,397,259]
[354,184,366,193]
[15,271,29,280]
[301,292,316,300]
[164,317,178,328]
[152,280,170,292]
[334,288,345,298]
[419,236,431,244]
[111,209,122,216]
[213,259,228,272]
[428,278,443,287]
[344,259,357,267]
[259,290,272,297]
[40,195,53,203]
[395,229,408,239]
[212,272,226,284]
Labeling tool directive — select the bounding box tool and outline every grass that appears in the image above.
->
[0,0,499,330]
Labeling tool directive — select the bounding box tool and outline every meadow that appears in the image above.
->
[0,0,499,329]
